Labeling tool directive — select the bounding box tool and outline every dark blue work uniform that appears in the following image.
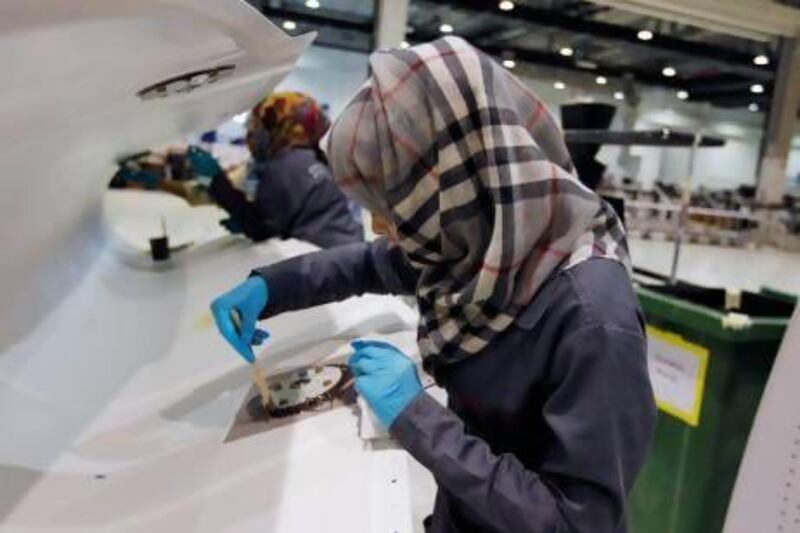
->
[253,239,656,533]
[209,148,363,249]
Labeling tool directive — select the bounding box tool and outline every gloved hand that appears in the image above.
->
[118,165,161,189]
[187,146,223,186]
[348,340,423,428]
[210,277,269,363]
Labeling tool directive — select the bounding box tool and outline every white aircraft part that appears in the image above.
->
[723,306,800,533]
[0,2,422,531]
[0,0,313,352]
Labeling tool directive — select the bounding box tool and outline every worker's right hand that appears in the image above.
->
[210,277,269,363]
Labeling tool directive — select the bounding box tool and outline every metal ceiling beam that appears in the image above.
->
[408,28,686,88]
[413,29,769,109]
[588,0,800,40]
[687,80,773,95]
[700,94,771,108]
[258,6,373,33]
[253,3,770,111]
[429,0,774,80]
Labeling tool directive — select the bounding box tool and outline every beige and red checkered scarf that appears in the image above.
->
[323,37,630,365]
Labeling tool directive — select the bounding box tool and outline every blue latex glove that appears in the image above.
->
[210,277,269,363]
[187,146,223,186]
[348,340,423,428]
[118,165,161,189]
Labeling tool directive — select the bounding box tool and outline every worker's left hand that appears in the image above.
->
[118,166,161,189]
[187,146,223,186]
[348,340,423,429]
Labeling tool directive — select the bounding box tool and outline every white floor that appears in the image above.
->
[629,238,800,295]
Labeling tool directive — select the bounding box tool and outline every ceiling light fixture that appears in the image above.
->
[282,20,297,31]
[753,54,769,66]
[554,81,566,90]
[559,47,574,57]
[614,91,625,101]
[502,59,516,69]
[748,102,760,112]
[750,83,765,94]
[305,0,320,8]
[596,76,608,85]
[676,90,689,100]
[499,1,515,11]
[662,66,677,77]
[637,30,654,41]
[440,23,454,34]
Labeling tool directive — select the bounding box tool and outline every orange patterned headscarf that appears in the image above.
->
[247,92,330,159]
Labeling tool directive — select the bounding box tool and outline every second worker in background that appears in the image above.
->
[188,92,364,249]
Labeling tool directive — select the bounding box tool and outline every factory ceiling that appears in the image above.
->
[247,0,796,113]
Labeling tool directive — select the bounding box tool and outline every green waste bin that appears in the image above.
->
[628,283,796,533]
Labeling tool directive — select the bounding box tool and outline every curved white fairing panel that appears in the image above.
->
[0,0,311,349]
[0,3,420,531]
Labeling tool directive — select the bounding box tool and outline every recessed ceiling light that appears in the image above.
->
[662,66,677,77]
[748,102,760,112]
[305,0,320,8]
[751,83,765,94]
[502,59,516,69]
[559,47,574,57]
[554,81,566,90]
[614,91,625,101]
[499,1,515,11]
[400,41,410,49]
[676,90,689,100]
[637,30,654,41]
[282,20,297,31]
[753,54,769,66]
[440,23,454,34]
[596,76,608,85]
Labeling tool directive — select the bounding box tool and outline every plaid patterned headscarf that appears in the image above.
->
[248,92,330,159]
[323,37,630,366]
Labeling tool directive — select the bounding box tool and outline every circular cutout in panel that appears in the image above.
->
[137,65,235,100]
[247,365,354,420]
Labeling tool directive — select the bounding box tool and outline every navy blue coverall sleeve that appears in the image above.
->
[208,172,280,242]
[391,324,651,532]
[208,149,363,249]
[252,238,417,319]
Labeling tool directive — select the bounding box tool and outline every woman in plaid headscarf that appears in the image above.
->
[186,91,363,249]
[211,38,655,532]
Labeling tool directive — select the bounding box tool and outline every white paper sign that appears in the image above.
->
[646,326,710,426]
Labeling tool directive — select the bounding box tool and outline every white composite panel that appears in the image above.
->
[0,0,313,350]
[723,308,800,533]
[0,3,420,531]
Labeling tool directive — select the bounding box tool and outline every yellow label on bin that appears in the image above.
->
[646,325,710,427]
